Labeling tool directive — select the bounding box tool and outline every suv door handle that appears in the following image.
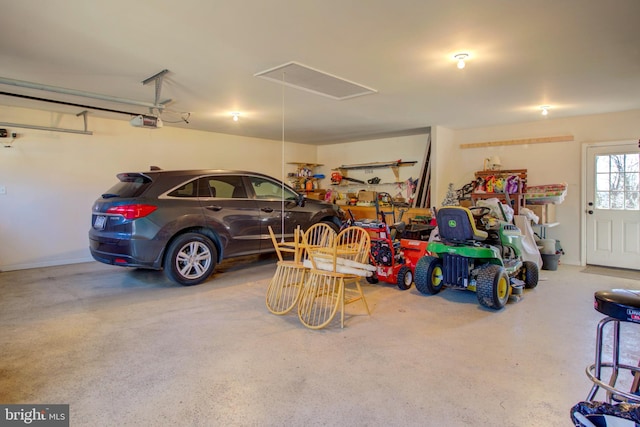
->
[205,205,222,212]
[261,207,274,213]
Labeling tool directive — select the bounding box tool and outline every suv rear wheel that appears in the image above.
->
[164,232,217,286]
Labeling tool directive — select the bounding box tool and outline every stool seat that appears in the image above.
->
[594,289,640,323]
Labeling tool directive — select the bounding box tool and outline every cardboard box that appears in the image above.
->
[525,203,556,224]
[306,190,326,201]
[357,190,376,203]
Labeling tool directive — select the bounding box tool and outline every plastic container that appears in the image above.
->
[541,253,560,271]
[539,239,556,254]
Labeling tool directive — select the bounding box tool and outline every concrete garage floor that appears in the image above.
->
[1,257,639,426]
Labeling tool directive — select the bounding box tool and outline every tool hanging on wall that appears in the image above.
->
[330,171,365,185]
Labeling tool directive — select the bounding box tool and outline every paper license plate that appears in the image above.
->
[94,215,107,230]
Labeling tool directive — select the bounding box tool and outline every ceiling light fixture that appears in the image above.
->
[454,53,469,69]
[540,105,550,116]
[231,112,240,122]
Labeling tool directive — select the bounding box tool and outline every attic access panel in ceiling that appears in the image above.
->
[255,61,377,100]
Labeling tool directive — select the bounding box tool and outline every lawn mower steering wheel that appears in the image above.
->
[469,206,492,217]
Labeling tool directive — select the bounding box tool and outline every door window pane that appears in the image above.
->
[626,192,639,210]
[595,153,640,211]
[625,172,639,191]
[596,192,609,209]
[596,174,609,191]
[626,154,639,172]
[596,155,610,173]
[611,192,624,209]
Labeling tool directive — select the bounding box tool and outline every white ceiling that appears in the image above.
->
[1,0,639,145]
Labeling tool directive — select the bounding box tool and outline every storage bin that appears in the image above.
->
[541,253,560,271]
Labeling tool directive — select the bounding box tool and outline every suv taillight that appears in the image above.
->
[106,204,157,220]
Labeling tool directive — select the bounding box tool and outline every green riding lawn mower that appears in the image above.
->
[414,205,539,310]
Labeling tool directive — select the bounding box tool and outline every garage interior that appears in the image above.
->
[1,1,640,426]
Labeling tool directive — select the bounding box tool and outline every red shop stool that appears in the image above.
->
[586,289,640,403]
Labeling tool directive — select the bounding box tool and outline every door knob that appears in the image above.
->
[588,202,594,206]
[588,210,594,215]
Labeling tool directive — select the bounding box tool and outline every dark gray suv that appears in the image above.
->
[89,169,344,285]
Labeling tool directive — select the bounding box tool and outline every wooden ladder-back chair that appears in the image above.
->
[265,225,305,315]
[302,222,336,258]
[298,226,374,329]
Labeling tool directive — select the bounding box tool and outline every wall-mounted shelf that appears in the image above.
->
[288,162,323,191]
[532,222,559,239]
[333,160,417,184]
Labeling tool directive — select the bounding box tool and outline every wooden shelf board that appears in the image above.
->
[335,160,417,171]
[288,162,323,167]
[460,135,574,149]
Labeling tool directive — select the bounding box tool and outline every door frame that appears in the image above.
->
[580,139,638,267]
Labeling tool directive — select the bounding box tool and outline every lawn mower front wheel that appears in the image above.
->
[414,256,444,295]
[476,264,510,310]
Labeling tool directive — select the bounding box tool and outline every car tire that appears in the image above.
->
[396,265,413,290]
[476,264,510,310]
[321,220,340,234]
[164,232,217,286]
[414,256,444,295]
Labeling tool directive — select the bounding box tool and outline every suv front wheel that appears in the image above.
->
[164,232,217,286]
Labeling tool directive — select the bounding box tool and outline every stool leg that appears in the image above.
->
[605,320,621,402]
[587,318,606,400]
[587,317,618,401]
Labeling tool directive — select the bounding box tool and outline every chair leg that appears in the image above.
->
[340,278,345,329]
[340,277,370,328]
[354,279,371,315]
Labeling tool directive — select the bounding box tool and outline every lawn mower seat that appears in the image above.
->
[437,206,488,243]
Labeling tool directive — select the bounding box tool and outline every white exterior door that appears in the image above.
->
[585,142,640,270]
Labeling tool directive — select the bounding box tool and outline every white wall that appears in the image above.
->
[0,106,315,271]
[430,125,455,208]
[435,109,640,266]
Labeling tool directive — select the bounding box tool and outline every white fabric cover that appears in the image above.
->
[514,215,543,269]
[303,257,375,277]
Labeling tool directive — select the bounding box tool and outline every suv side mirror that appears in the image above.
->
[298,193,306,207]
